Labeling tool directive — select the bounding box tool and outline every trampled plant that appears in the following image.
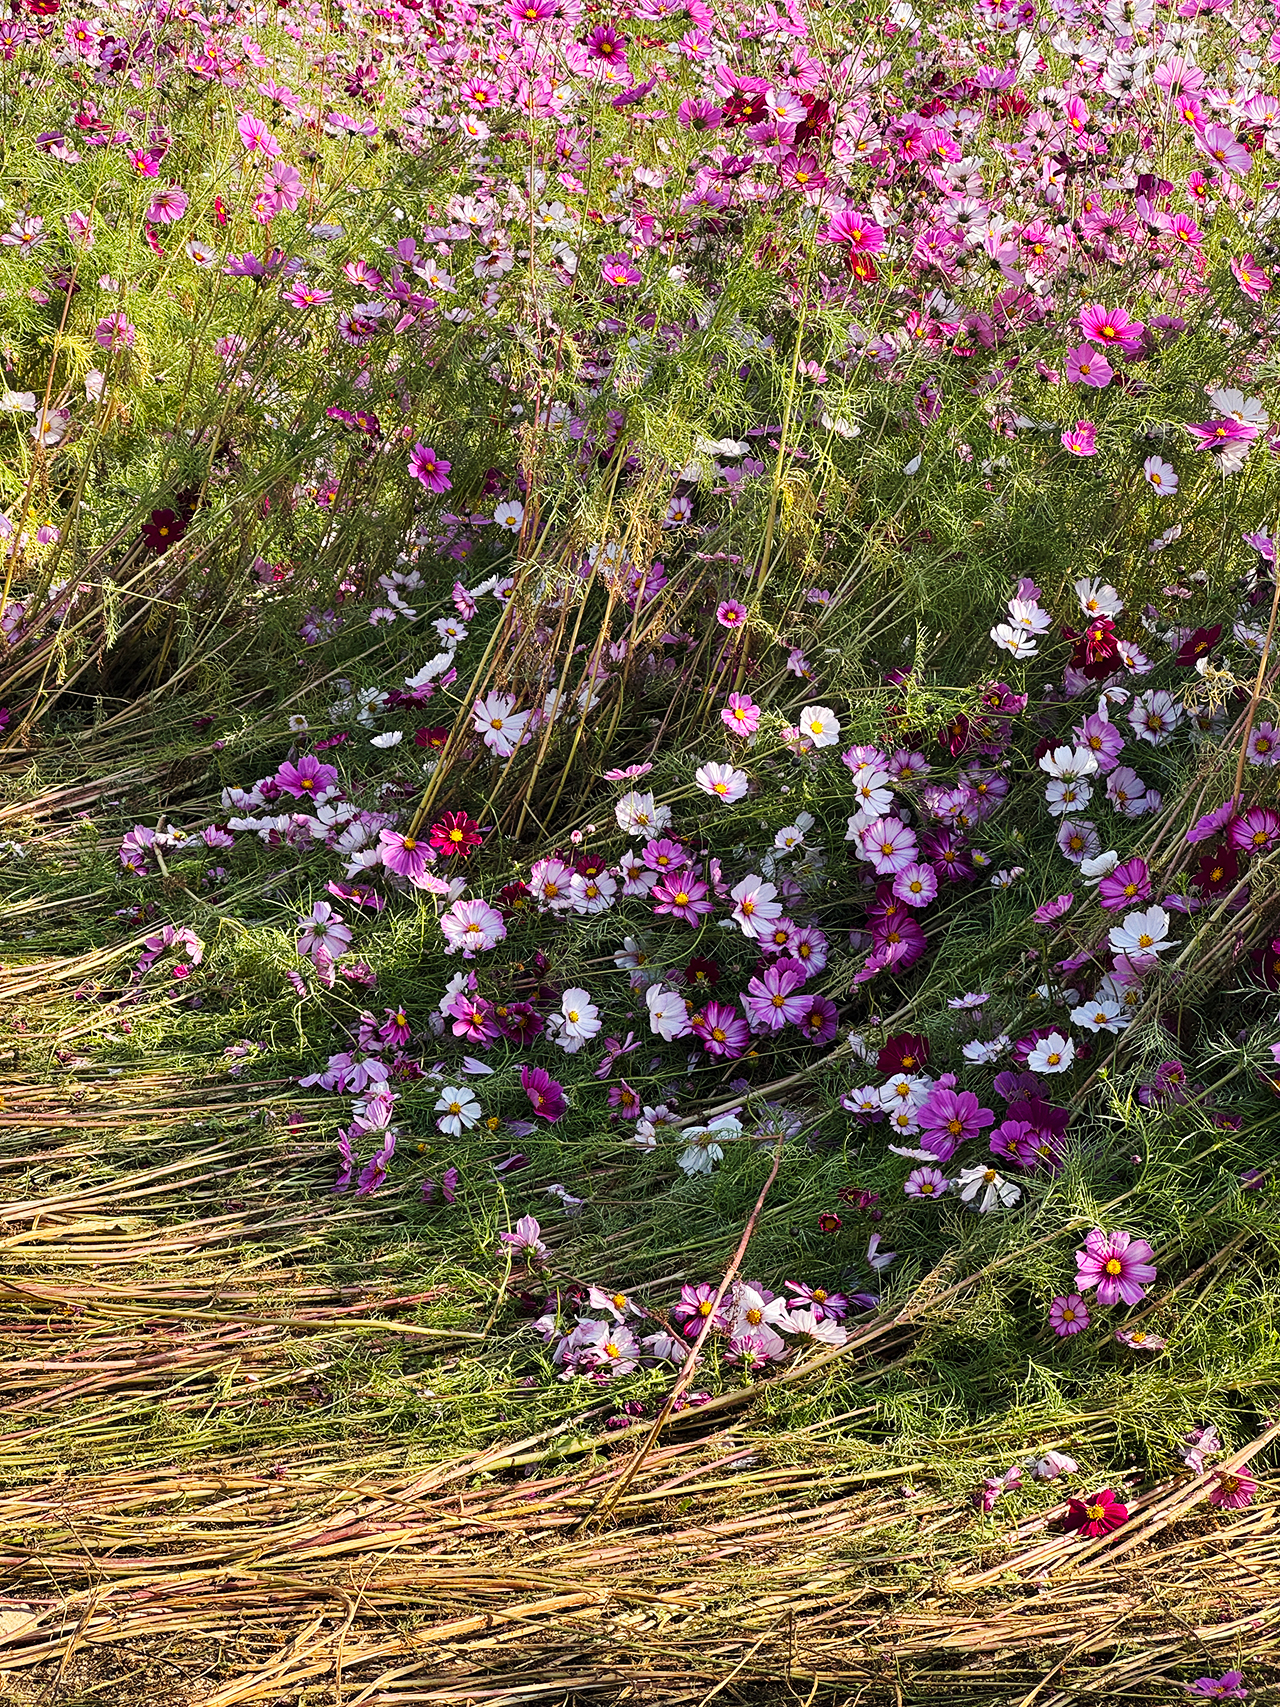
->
[3,0,1280,1632]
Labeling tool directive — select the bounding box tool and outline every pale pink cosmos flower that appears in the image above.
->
[730,875,784,939]
[859,815,918,876]
[645,983,691,1041]
[146,186,189,224]
[696,761,749,803]
[378,828,433,886]
[297,901,352,962]
[1066,343,1112,387]
[1143,456,1177,494]
[439,897,507,957]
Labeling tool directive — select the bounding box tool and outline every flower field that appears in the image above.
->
[2,0,1280,1695]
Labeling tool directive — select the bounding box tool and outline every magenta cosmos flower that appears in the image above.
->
[1074,1228,1156,1306]
[1098,857,1151,910]
[652,867,714,925]
[1049,1293,1090,1336]
[409,443,452,493]
[740,959,808,1030]
[378,827,434,885]
[917,1087,994,1161]
[95,313,136,352]
[716,600,748,629]
[1078,304,1145,353]
[691,1000,750,1058]
[1061,420,1097,456]
[521,1065,567,1123]
[1066,343,1112,387]
[276,753,339,798]
[600,252,641,287]
[1064,1488,1127,1537]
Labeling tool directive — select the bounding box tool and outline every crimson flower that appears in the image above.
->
[429,811,482,858]
[141,508,186,553]
[1064,1488,1127,1537]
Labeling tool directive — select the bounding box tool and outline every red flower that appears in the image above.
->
[684,955,720,989]
[817,1211,843,1234]
[1064,1488,1128,1538]
[413,726,449,749]
[428,811,482,858]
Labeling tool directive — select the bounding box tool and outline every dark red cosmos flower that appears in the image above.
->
[141,508,186,553]
[817,1211,843,1234]
[1195,845,1239,894]
[1064,1488,1127,1538]
[27,0,60,14]
[496,880,532,914]
[1175,624,1222,667]
[428,811,482,858]
[685,955,720,989]
[722,89,766,126]
[878,1032,930,1075]
[414,726,449,749]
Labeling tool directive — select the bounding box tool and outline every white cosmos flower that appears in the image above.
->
[956,1165,1021,1212]
[1080,849,1121,881]
[435,1084,481,1135]
[1045,778,1093,817]
[798,705,841,748]
[1026,1031,1075,1074]
[1074,577,1124,617]
[614,789,672,834]
[1108,905,1175,957]
[991,623,1039,658]
[1071,999,1128,1033]
[1038,744,1099,781]
[548,987,602,1053]
[492,499,524,532]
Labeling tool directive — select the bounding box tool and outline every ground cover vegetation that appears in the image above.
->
[1,0,1280,1694]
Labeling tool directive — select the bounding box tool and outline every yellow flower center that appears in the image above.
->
[1104,1258,1123,1275]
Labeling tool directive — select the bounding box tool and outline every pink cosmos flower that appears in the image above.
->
[276,753,339,798]
[741,959,808,1030]
[904,1165,948,1199]
[1074,1227,1157,1307]
[1066,343,1112,387]
[652,867,714,925]
[94,313,136,352]
[236,111,282,158]
[1232,254,1271,302]
[1049,1293,1090,1335]
[1184,1673,1247,1700]
[721,692,761,737]
[1206,1469,1257,1510]
[296,901,352,962]
[692,1000,750,1058]
[1061,420,1097,456]
[600,252,641,287]
[1195,124,1252,176]
[146,186,189,224]
[409,443,452,492]
[1142,455,1178,495]
[439,897,507,957]
[716,600,748,629]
